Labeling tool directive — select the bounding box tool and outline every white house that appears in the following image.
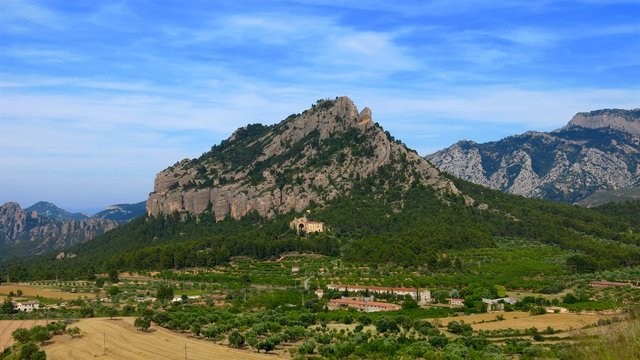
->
[14,300,39,312]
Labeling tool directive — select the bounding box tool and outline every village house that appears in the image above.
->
[13,300,39,312]
[482,297,518,312]
[328,298,401,312]
[327,284,431,305]
[446,298,465,307]
[290,216,325,234]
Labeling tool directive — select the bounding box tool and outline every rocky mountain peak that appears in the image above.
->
[147,97,457,220]
[0,201,119,256]
[428,108,640,203]
[563,108,640,136]
[25,201,88,221]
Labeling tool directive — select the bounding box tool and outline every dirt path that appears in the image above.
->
[44,317,277,360]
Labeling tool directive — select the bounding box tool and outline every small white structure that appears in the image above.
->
[446,298,464,307]
[14,300,39,312]
[546,306,569,314]
[135,297,157,303]
[171,295,201,303]
[315,288,324,299]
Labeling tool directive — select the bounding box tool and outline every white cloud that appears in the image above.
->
[0,0,65,30]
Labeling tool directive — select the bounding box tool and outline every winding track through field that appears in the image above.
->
[44,317,275,360]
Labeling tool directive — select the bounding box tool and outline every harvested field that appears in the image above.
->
[439,311,531,326]
[0,284,93,301]
[44,317,274,360]
[468,313,610,332]
[438,311,614,332]
[0,320,48,350]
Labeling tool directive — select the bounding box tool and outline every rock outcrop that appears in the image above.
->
[427,109,640,203]
[0,202,118,255]
[147,97,457,220]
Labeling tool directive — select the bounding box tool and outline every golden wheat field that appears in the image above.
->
[0,284,93,301]
[0,320,49,350]
[43,317,276,360]
[439,311,612,332]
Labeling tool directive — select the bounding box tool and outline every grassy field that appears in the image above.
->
[43,317,275,360]
[0,320,48,350]
[0,283,93,301]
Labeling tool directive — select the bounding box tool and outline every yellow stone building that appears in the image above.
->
[290,216,325,234]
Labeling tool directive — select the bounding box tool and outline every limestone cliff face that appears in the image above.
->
[427,109,640,203]
[147,97,457,220]
[0,202,118,255]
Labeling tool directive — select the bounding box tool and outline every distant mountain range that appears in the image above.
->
[0,200,146,257]
[428,109,640,203]
[25,201,89,221]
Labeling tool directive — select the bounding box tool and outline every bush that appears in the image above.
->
[31,326,51,344]
[529,306,546,316]
[134,317,151,331]
[447,321,472,335]
[12,328,31,343]
[228,330,244,348]
[298,340,315,355]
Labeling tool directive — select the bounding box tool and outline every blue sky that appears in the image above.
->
[1,0,639,212]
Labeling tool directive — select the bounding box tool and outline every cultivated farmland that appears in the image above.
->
[43,317,274,360]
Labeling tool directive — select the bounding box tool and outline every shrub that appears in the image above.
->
[529,306,546,316]
[228,330,244,348]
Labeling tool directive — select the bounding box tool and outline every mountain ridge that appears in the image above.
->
[427,108,640,203]
[1,98,639,278]
[24,201,89,221]
[0,200,147,258]
[147,96,462,221]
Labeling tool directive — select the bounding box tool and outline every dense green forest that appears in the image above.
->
[1,171,638,281]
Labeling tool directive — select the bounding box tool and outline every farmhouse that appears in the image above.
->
[328,298,401,312]
[290,216,325,234]
[13,300,39,312]
[327,284,431,304]
[482,297,518,312]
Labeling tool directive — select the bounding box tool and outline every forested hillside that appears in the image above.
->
[2,173,638,281]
